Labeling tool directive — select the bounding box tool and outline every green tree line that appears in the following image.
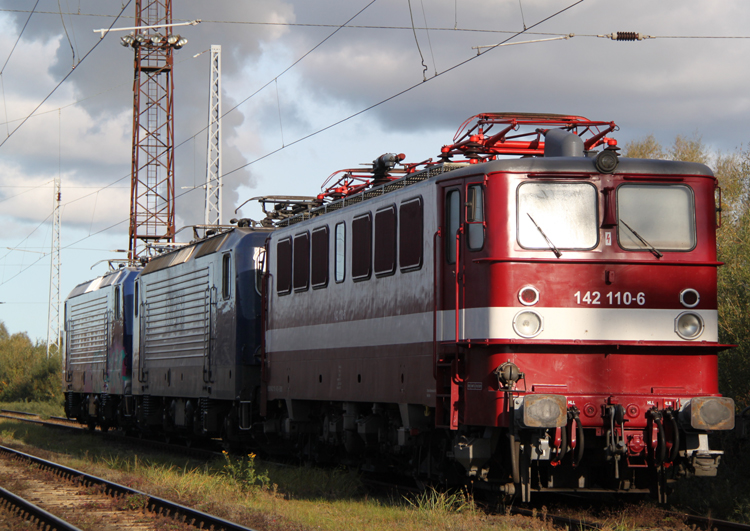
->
[625,134,750,408]
[0,322,61,402]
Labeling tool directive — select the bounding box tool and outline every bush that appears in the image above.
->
[0,322,62,402]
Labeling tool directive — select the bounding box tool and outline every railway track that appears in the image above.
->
[2,410,749,531]
[0,444,257,531]
[0,411,221,461]
[0,485,81,530]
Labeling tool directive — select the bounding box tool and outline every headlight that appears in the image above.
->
[675,312,704,340]
[680,288,700,308]
[513,310,543,338]
[518,286,539,306]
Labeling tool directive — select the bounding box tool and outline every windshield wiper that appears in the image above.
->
[527,213,562,258]
[620,220,663,259]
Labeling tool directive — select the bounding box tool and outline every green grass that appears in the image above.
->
[4,411,747,530]
[0,419,541,531]
[0,399,64,419]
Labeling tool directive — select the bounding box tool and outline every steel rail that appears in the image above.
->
[0,412,222,461]
[510,506,603,530]
[3,411,748,531]
[678,512,750,531]
[0,485,82,531]
[0,445,256,531]
[0,408,39,416]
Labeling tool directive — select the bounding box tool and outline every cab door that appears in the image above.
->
[439,178,487,341]
[436,178,487,430]
[441,184,463,341]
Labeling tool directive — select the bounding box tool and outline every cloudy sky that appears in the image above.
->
[0,0,748,341]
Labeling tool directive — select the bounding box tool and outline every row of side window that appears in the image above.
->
[276,197,423,295]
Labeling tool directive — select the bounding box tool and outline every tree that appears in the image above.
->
[627,135,750,407]
[624,134,666,160]
[0,321,62,402]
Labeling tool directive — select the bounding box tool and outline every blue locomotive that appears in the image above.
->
[64,227,269,442]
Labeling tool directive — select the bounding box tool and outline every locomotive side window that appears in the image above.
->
[352,213,372,281]
[374,205,397,277]
[517,182,598,250]
[445,190,461,264]
[254,247,265,297]
[114,286,121,319]
[617,184,696,251]
[311,226,329,289]
[134,281,139,317]
[399,197,423,271]
[222,253,231,300]
[467,184,485,251]
[335,222,346,283]
[276,238,292,295]
[293,232,310,292]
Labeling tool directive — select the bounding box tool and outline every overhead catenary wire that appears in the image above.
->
[1,0,584,287]
[407,0,428,81]
[0,179,53,204]
[0,0,40,75]
[57,0,77,67]
[2,0,587,229]
[219,0,586,181]
[0,48,203,129]
[0,0,40,140]
[0,0,132,150]
[171,0,380,155]
[419,0,438,77]
[1,0,378,267]
[1,8,748,40]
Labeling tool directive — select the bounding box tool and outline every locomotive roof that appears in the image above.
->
[138,226,268,276]
[66,266,140,299]
[273,154,714,229]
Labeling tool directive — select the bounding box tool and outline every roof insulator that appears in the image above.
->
[598,32,654,41]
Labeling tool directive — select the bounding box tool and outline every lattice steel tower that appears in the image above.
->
[204,45,222,227]
[123,0,187,260]
[46,176,61,359]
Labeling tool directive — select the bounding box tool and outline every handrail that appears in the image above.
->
[455,225,464,344]
[432,228,442,379]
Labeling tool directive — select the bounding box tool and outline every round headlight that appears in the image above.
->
[680,288,700,308]
[513,310,543,338]
[675,312,704,340]
[518,286,540,306]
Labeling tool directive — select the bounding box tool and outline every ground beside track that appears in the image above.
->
[0,407,746,531]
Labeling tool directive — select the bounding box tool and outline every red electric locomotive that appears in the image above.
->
[261,113,733,501]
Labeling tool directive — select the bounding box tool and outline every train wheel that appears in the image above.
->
[86,420,97,431]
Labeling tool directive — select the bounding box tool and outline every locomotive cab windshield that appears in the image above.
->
[617,183,697,252]
[517,181,599,251]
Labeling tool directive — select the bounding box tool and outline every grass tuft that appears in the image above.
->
[219,451,270,493]
[404,486,476,517]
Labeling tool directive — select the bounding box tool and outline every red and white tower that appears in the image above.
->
[122,0,187,260]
